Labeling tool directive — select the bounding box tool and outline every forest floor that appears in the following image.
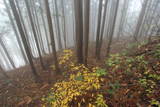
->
[0,37,160,107]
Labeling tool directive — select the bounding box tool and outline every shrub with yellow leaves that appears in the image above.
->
[95,94,108,107]
[42,50,107,107]
[59,49,73,65]
[45,65,100,106]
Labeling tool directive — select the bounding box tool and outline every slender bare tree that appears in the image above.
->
[95,0,103,58]
[31,0,46,54]
[8,0,40,81]
[133,0,149,42]
[97,0,109,59]
[15,0,34,58]
[25,0,45,69]
[83,0,90,65]
[61,0,67,48]
[117,0,129,40]
[0,65,9,79]
[106,0,119,57]
[0,37,16,68]
[44,0,60,73]
[74,0,84,63]
[54,0,63,50]
[3,0,28,64]
[39,0,51,53]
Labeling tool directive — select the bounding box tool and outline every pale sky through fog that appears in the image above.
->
[0,0,142,31]
[0,0,9,29]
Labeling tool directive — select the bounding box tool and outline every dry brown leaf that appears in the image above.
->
[121,83,127,87]
[40,83,49,90]
[24,96,32,104]
[17,100,25,106]
[30,83,38,88]
[124,89,130,95]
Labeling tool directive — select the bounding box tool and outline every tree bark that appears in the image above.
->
[39,0,51,53]
[61,0,67,48]
[4,0,28,64]
[31,0,46,54]
[54,0,63,50]
[133,0,149,42]
[25,0,45,69]
[106,0,119,57]
[95,0,103,58]
[74,0,84,63]
[15,0,34,59]
[83,0,90,65]
[8,0,40,82]
[44,0,60,73]
[0,65,9,79]
[117,0,129,40]
[0,38,16,68]
[97,0,109,59]
[0,45,12,70]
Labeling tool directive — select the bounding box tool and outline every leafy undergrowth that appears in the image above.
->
[42,41,160,107]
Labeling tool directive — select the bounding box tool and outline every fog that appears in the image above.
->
[0,0,160,106]
[0,0,159,70]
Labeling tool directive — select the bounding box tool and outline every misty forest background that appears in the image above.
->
[0,0,159,71]
[0,0,160,106]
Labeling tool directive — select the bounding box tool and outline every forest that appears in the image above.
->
[0,0,160,106]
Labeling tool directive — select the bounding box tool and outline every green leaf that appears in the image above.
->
[107,89,114,95]
[75,75,84,81]
[151,99,160,107]
[96,69,107,76]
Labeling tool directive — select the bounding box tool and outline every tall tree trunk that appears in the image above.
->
[106,0,119,57]
[97,0,109,59]
[15,0,34,58]
[0,65,9,79]
[137,0,152,38]
[39,0,51,53]
[117,0,129,40]
[25,0,45,69]
[74,0,83,63]
[25,13,37,57]
[31,0,46,54]
[72,0,76,45]
[3,0,28,64]
[83,0,90,65]
[8,0,40,81]
[0,46,12,70]
[144,0,160,38]
[30,0,43,54]
[54,0,63,50]
[95,0,103,58]
[0,38,16,68]
[133,0,149,42]
[44,0,60,73]
[61,0,67,48]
